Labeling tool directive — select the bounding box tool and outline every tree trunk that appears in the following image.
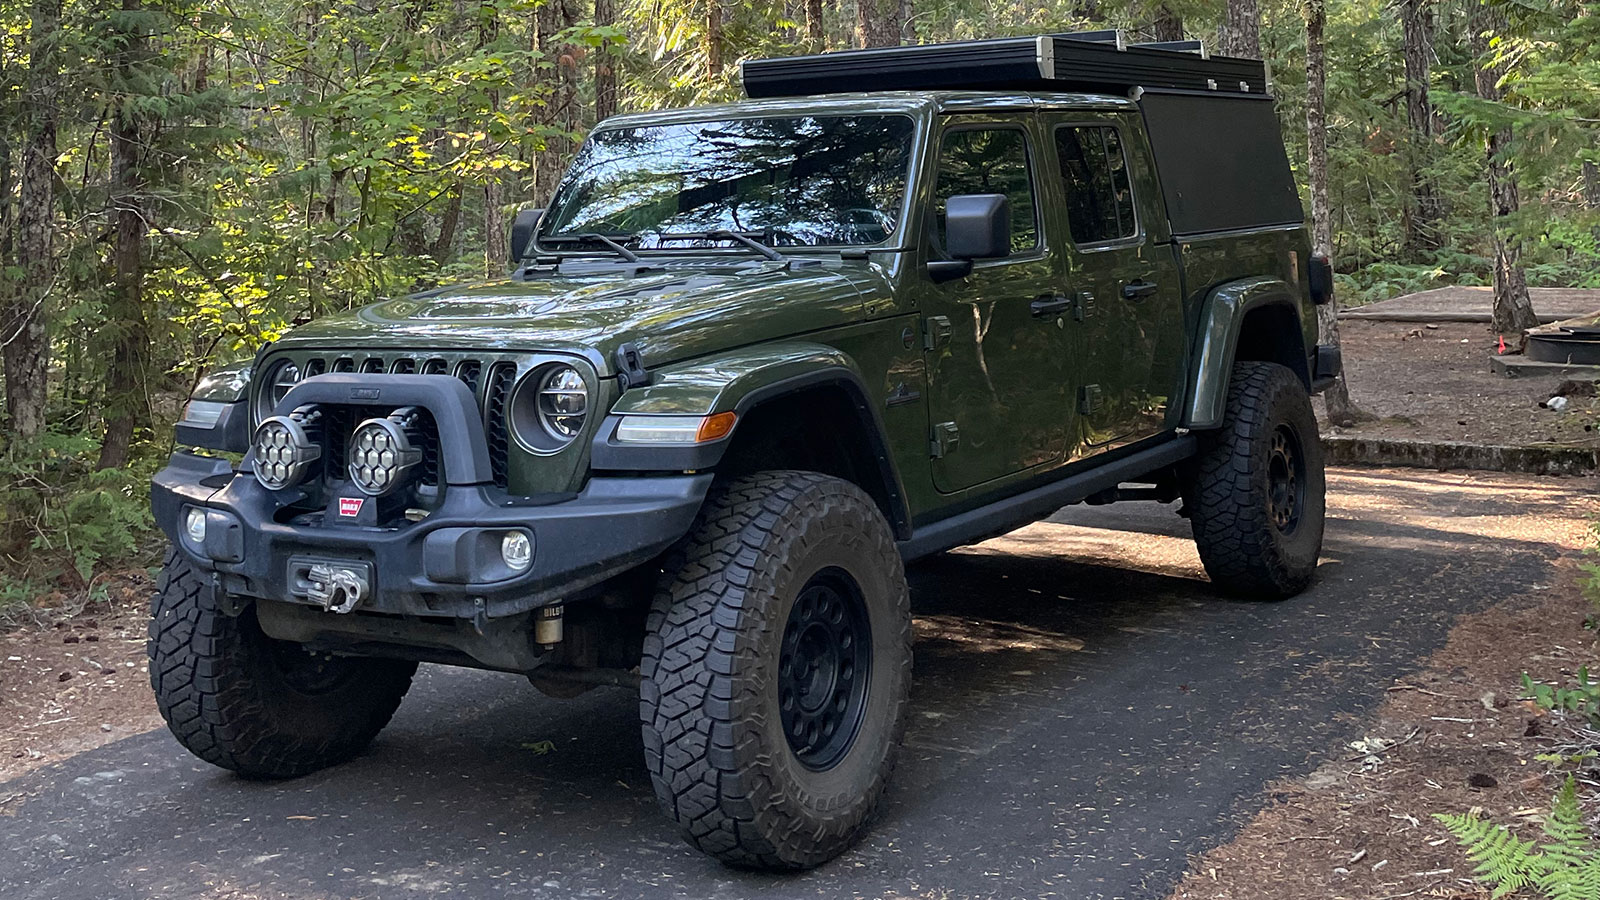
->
[1582,160,1600,210]
[100,0,152,470]
[532,0,579,206]
[594,0,619,119]
[805,0,824,49]
[3,0,58,443]
[1149,5,1183,41]
[481,2,509,275]
[1471,10,1539,339]
[1216,0,1260,58]
[1306,0,1363,427]
[856,0,900,48]
[706,0,723,76]
[1400,0,1443,258]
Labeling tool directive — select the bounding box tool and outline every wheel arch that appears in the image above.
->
[592,342,912,539]
[1182,276,1310,430]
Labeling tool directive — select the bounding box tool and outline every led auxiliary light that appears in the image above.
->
[252,411,322,491]
[348,409,425,497]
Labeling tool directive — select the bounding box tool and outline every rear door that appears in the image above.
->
[920,114,1075,493]
[1044,113,1185,453]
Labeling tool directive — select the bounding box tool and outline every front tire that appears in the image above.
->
[148,547,417,779]
[1184,361,1326,600]
[640,472,913,870]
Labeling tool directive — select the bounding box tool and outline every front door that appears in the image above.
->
[921,116,1074,494]
[1046,115,1185,453]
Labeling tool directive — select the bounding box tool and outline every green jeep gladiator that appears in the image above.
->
[150,34,1341,870]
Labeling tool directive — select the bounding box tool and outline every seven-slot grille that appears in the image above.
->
[265,352,539,490]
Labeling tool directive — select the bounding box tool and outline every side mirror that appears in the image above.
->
[509,208,544,261]
[929,194,1011,283]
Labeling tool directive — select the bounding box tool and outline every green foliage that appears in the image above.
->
[0,433,159,587]
[1523,669,1600,729]
[1437,777,1600,900]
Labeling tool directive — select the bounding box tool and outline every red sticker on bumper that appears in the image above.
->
[338,497,364,517]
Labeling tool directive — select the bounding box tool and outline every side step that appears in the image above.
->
[897,435,1197,561]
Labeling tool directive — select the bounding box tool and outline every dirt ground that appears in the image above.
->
[0,574,162,782]
[1169,554,1600,900]
[1320,320,1600,448]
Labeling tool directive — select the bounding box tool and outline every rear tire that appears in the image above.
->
[148,547,417,779]
[640,472,913,870]
[1184,361,1325,600]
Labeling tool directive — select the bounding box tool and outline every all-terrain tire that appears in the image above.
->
[148,547,417,779]
[640,472,913,870]
[1184,361,1326,600]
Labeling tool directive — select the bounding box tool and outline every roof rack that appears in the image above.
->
[741,31,1267,100]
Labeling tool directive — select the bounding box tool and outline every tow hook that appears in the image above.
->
[306,563,369,614]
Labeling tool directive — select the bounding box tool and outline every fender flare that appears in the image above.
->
[1183,276,1309,430]
[590,341,911,536]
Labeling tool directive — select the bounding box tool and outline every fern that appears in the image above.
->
[1437,778,1600,900]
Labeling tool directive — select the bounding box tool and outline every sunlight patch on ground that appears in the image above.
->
[912,615,1088,654]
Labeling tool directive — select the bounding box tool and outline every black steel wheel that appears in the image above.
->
[1183,361,1326,600]
[1266,424,1306,534]
[779,568,872,770]
[641,471,912,870]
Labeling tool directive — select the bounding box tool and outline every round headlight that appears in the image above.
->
[348,413,424,496]
[255,360,301,422]
[252,412,322,491]
[508,364,589,454]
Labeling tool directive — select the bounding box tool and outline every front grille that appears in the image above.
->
[483,363,517,486]
[264,351,546,491]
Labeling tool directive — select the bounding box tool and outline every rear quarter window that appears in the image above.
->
[1054,125,1137,246]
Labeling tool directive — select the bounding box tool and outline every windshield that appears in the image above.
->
[539,114,916,250]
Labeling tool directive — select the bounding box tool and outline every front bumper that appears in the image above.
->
[152,451,711,620]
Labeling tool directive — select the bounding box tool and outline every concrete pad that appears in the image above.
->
[1340,286,1600,323]
[1488,354,1600,380]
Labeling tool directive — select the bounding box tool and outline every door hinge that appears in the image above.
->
[923,315,953,350]
[1079,384,1104,415]
[930,421,960,458]
[1073,290,1096,322]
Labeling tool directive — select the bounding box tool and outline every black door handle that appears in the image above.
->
[1031,294,1073,317]
[1122,280,1159,301]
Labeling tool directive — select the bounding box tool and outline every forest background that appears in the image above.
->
[0,0,1596,603]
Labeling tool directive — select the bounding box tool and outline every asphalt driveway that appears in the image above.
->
[0,467,1592,900]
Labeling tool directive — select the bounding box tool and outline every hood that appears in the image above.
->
[274,260,879,373]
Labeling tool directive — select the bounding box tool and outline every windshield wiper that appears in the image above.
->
[542,232,642,262]
[656,229,785,261]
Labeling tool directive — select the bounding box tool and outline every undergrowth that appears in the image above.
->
[0,430,165,626]
[1437,778,1600,900]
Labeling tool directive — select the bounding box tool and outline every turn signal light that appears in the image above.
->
[695,412,737,442]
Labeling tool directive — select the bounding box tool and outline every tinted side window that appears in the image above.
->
[1055,125,1137,245]
[934,128,1038,254]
